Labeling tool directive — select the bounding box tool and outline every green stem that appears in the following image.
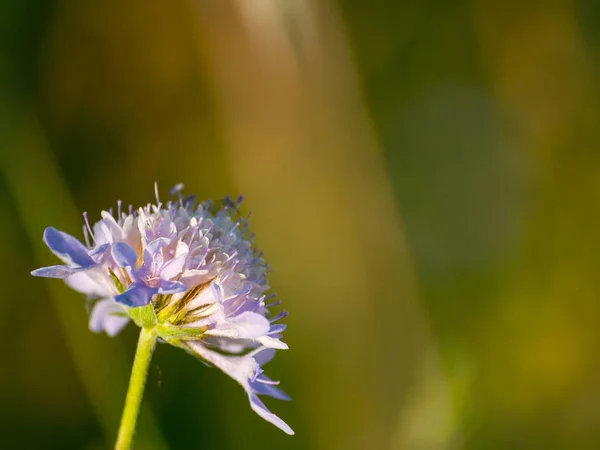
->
[115,327,158,450]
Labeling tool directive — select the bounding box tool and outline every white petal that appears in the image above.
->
[89,299,130,336]
[206,311,271,340]
[92,221,108,245]
[230,312,271,338]
[187,281,222,310]
[180,269,212,287]
[64,271,110,297]
[175,240,189,258]
[187,341,256,386]
[160,255,186,279]
[86,269,121,296]
[186,343,294,435]
[201,337,248,354]
[256,335,289,350]
[186,303,224,331]
[122,214,134,232]
[100,211,123,240]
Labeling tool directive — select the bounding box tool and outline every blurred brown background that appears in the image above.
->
[2,0,600,449]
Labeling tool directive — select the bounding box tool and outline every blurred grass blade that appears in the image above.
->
[195,2,442,449]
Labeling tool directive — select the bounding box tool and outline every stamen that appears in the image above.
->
[228,296,248,316]
[83,212,95,243]
[269,310,288,323]
[187,226,199,247]
[229,221,240,234]
[256,376,280,385]
[83,225,91,247]
[170,183,185,196]
[195,248,210,269]
[225,251,238,263]
[154,181,161,205]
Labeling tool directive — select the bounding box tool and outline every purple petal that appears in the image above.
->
[111,242,139,268]
[43,227,94,267]
[114,282,157,307]
[31,265,83,279]
[89,298,130,336]
[157,279,188,294]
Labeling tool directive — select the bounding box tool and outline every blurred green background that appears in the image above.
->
[2,0,600,449]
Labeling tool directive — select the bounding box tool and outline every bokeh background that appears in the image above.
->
[2,1,600,449]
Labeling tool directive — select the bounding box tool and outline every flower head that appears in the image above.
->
[32,184,293,434]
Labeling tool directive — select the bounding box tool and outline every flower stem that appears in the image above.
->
[115,326,157,450]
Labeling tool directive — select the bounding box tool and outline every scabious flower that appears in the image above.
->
[32,184,293,435]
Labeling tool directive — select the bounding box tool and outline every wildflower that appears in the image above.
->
[32,184,293,435]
